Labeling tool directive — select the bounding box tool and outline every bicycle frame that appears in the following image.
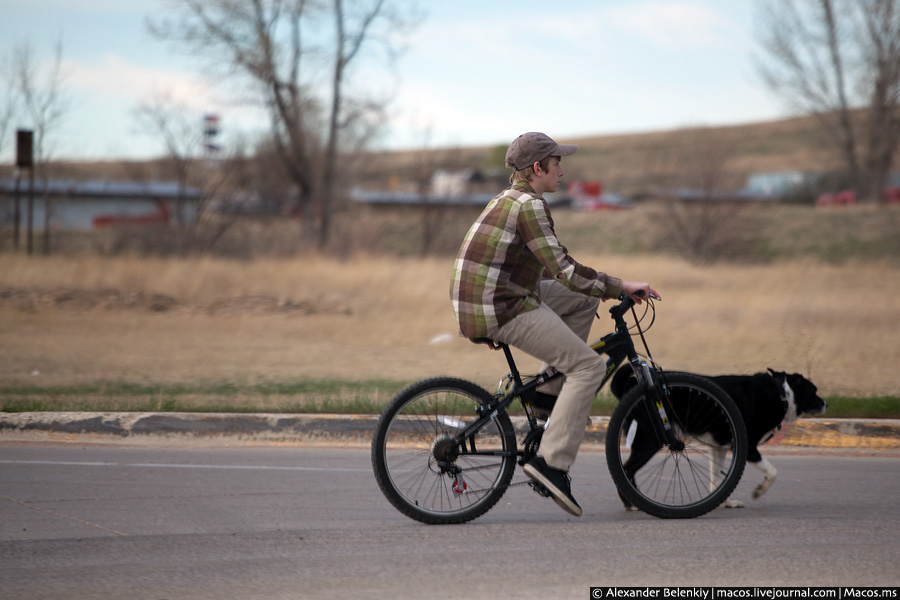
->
[450,295,678,458]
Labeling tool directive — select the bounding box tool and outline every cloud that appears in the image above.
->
[388,80,511,146]
[605,1,737,49]
[17,0,159,16]
[48,53,269,158]
[65,54,215,111]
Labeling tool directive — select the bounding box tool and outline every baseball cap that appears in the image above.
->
[505,132,578,170]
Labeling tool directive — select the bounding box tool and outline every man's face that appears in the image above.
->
[532,156,563,194]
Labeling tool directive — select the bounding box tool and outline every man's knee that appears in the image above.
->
[568,352,606,384]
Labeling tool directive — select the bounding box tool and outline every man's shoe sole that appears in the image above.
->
[523,463,583,517]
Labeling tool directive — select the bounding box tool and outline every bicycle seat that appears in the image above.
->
[469,337,506,350]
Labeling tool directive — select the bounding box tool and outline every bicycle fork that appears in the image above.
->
[630,359,684,452]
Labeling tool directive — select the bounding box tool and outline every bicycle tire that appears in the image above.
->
[371,377,518,524]
[605,371,747,519]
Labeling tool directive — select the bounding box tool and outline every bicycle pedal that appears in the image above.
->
[529,481,552,497]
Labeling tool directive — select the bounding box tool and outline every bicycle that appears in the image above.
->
[371,292,748,524]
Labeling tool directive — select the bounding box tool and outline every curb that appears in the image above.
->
[0,412,378,446]
[2,412,900,450]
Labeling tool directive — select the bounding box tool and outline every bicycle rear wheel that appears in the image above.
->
[605,371,747,519]
[371,377,517,524]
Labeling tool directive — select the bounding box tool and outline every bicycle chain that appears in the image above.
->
[457,478,543,496]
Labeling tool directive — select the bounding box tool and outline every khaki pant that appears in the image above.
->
[493,280,605,471]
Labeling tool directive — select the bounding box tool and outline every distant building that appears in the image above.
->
[353,169,494,207]
[352,169,579,208]
[0,179,203,230]
[744,171,811,197]
[669,171,822,203]
[430,169,483,197]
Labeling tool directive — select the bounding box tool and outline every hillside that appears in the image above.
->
[357,112,852,196]
[0,112,860,194]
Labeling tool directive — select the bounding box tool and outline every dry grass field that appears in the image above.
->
[2,241,899,410]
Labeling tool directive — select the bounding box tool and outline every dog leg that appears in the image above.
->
[708,446,720,494]
[752,457,777,500]
[709,446,745,508]
[719,448,745,508]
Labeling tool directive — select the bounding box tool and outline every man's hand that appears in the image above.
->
[621,281,659,304]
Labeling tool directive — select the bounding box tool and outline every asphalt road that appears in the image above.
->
[1,444,899,599]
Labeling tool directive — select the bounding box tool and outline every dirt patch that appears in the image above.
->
[0,287,179,312]
[200,294,351,316]
[0,287,351,316]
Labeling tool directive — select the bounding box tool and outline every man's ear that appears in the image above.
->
[532,161,542,175]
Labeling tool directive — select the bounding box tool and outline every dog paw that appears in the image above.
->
[753,481,774,499]
[722,499,745,508]
[624,505,640,512]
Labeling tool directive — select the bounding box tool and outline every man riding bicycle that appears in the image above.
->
[450,132,658,516]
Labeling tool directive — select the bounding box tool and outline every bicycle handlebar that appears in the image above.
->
[609,289,659,322]
[631,289,661,301]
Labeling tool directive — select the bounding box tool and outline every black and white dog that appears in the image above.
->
[611,366,826,509]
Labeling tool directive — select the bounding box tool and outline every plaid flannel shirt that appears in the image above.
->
[450,182,623,339]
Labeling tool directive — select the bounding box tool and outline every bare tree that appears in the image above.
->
[756,0,900,203]
[147,0,417,249]
[649,128,753,264]
[13,37,70,177]
[134,92,205,227]
[0,50,19,245]
[0,52,18,161]
[12,35,71,253]
[133,93,253,255]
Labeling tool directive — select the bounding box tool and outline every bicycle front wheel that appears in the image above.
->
[606,371,747,519]
[371,377,517,524]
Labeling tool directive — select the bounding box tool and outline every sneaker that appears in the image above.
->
[523,456,583,517]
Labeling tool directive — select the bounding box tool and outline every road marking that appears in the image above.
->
[0,460,372,473]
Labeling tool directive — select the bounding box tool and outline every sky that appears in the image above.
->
[0,0,790,162]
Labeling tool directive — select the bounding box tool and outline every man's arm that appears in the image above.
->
[517,197,623,299]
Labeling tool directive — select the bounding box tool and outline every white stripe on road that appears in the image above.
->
[0,460,372,472]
